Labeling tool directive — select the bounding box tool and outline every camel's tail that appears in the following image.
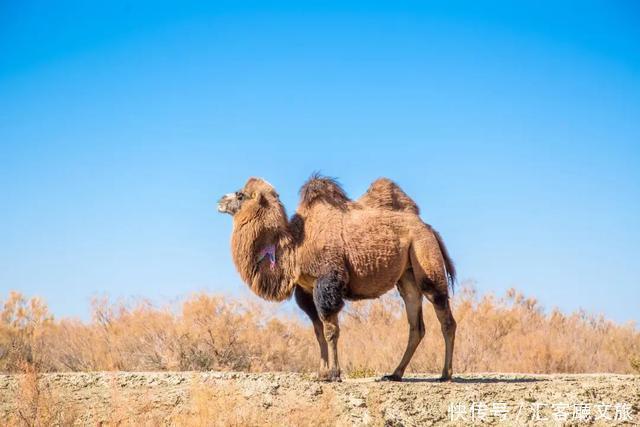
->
[433,228,456,292]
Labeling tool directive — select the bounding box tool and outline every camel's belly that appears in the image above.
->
[345,252,408,299]
[296,248,408,300]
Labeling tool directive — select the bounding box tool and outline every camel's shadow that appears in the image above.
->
[375,377,545,384]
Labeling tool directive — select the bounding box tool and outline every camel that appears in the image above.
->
[217,175,457,382]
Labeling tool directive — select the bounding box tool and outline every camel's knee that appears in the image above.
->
[418,317,426,338]
[430,292,456,333]
[409,325,425,340]
[323,322,340,342]
[443,316,457,336]
[438,303,456,332]
[409,316,426,339]
[313,272,345,320]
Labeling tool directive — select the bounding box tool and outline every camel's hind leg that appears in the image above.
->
[381,270,425,381]
[409,242,457,381]
[428,292,456,381]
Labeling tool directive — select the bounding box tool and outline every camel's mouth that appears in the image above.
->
[217,192,242,215]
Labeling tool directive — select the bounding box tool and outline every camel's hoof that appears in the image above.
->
[317,370,342,382]
[437,375,453,382]
[380,374,402,382]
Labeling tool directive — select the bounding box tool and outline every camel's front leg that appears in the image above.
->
[313,273,345,382]
[293,286,328,372]
[319,313,341,381]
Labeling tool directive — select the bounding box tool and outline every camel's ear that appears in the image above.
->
[252,191,267,206]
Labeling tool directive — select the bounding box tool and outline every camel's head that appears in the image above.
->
[217,177,279,216]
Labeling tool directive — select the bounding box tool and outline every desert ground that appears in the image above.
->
[2,290,639,425]
[0,371,638,426]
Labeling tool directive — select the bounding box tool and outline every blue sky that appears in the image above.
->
[1,1,638,322]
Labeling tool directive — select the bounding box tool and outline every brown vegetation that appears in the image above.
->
[1,285,638,376]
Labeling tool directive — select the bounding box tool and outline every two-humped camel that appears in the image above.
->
[217,174,456,381]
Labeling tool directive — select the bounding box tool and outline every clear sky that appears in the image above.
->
[1,1,638,323]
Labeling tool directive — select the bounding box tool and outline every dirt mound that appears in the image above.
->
[0,372,638,425]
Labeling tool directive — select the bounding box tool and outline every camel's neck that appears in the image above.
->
[230,204,296,302]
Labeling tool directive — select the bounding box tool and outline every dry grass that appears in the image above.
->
[5,367,339,426]
[174,381,338,426]
[1,284,638,376]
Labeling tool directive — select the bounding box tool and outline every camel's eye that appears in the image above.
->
[236,192,245,200]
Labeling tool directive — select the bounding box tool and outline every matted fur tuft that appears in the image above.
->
[299,173,351,210]
[358,178,420,214]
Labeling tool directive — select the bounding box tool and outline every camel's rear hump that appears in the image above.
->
[358,178,420,215]
[358,178,455,291]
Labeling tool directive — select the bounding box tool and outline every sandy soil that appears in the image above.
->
[0,372,638,426]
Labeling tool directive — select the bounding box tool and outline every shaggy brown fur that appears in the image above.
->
[357,178,456,290]
[358,177,420,215]
[299,172,351,210]
[218,175,457,381]
[227,178,296,301]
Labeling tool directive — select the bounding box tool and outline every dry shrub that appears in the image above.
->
[1,284,639,375]
[1,292,317,374]
[452,286,640,373]
[178,295,315,372]
[7,363,77,426]
[340,285,639,375]
[0,292,53,372]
